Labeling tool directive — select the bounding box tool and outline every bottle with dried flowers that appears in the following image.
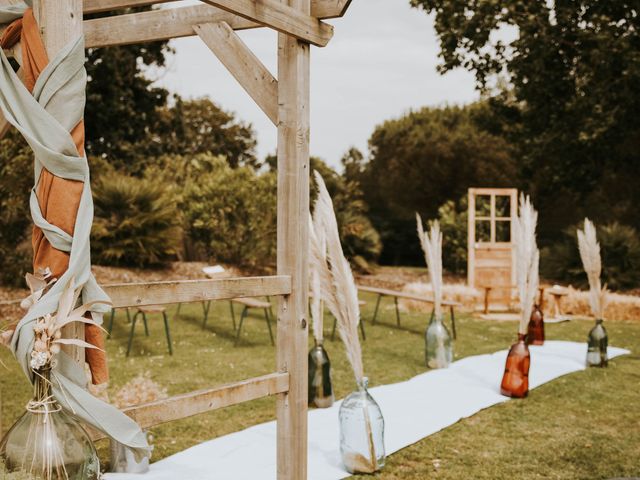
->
[578,219,609,367]
[312,172,385,474]
[417,216,453,369]
[308,214,334,409]
[0,278,107,480]
[500,195,539,398]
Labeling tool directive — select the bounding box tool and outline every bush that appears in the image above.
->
[541,222,640,291]
[181,157,277,269]
[435,198,468,275]
[92,172,181,267]
[0,134,34,286]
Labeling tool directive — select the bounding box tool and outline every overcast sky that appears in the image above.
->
[153,0,480,168]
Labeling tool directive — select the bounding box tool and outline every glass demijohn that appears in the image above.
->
[500,334,530,398]
[339,378,385,474]
[0,368,100,480]
[586,319,608,368]
[425,313,453,369]
[308,341,334,408]
[527,304,545,345]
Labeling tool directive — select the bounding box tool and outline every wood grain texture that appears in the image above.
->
[84,4,257,47]
[195,22,278,125]
[276,0,310,474]
[33,0,85,366]
[82,1,345,48]
[80,0,351,19]
[91,373,289,440]
[200,0,333,47]
[103,276,291,308]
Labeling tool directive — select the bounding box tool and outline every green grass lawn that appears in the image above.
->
[1,293,638,479]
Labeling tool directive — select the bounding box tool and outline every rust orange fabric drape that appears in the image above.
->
[1,9,108,385]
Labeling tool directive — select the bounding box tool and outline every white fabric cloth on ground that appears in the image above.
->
[106,341,630,480]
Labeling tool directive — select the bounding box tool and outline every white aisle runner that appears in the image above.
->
[106,341,630,480]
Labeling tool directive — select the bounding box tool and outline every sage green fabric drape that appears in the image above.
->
[0,4,150,460]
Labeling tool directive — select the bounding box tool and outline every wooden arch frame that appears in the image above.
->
[0,0,352,478]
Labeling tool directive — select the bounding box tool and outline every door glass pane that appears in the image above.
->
[475,195,491,217]
[476,220,491,242]
[495,195,511,218]
[495,220,511,243]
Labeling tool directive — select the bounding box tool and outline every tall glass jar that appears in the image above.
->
[500,334,530,398]
[0,368,100,480]
[339,378,385,474]
[425,313,453,369]
[527,304,545,345]
[308,341,334,408]
[586,319,608,368]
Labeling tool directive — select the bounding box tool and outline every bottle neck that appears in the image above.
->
[357,377,369,392]
[595,319,604,325]
[33,368,53,401]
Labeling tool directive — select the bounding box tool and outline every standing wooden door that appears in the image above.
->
[467,188,518,311]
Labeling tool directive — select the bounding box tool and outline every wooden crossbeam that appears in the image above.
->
[103,276,292,308]
[81,0,351,19]
[83,0,180,14]
[83,1,345,48]
[200,0,332,47]
[195,22,278,125]
[84,4,257,48]
[91,372,289,440]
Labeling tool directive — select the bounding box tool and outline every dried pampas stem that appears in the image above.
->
[309,212,327,344]
[514,195,539,335]
[416,214,443,317]
[312,171,364,383]
[577,218,607,319]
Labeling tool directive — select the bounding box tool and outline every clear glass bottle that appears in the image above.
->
[586,319,608,368]
[0,368,100,480]
[500,334,530,398]
[339,377,385,474]
[425,313,453,369]
[527,304,545,345]
[308,340,334,408]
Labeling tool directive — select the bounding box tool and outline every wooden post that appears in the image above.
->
[276,0,310,476]
[32,0,85,366]
[467,189,476,288]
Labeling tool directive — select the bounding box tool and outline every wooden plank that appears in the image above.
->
[81,0,351,19]
[83,0,180,14]
[84,4,258,48]
[357,286,461,307]
[103,276,292,308]
[276,0,310,475]
[200,0,333,47]
[32,0,85,366]
[195,22,278,125]
[91,372,289,440]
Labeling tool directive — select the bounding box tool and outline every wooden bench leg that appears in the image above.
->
[107,308,115,338]
[202,300,212,329]
[126,311,141,357]
[331,316,337,341]
[484,287,491,314]
[359,318,366,341]
[394,296,401,327]
[450,305,457,340]
[235,306,249,346]
[264,308,275,346]
[229,301,237,331]
[163,311,173,355]
[372,294,382,324]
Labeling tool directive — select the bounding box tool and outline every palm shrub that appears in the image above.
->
[541,222,640,290]
[92,172,181,267]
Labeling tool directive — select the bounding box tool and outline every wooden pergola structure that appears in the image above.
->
[0,0,352,478]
